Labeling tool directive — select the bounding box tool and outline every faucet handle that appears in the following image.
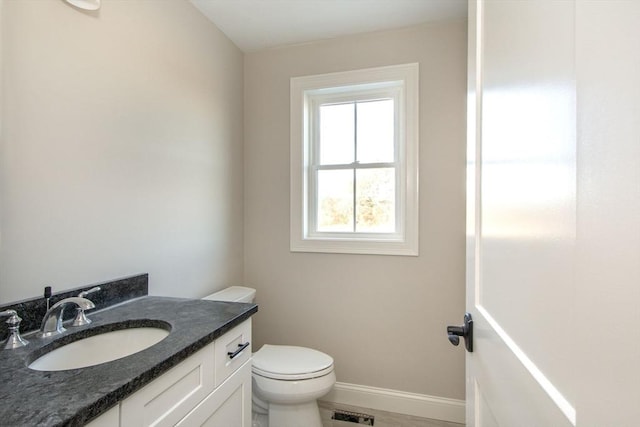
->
[78,286,101,299]
[0,310,29,349]
[72,287,100,327]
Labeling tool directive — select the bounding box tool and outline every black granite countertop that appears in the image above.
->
[0,296,258,426]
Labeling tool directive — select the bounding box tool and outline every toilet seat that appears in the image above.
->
[252,344,334,381]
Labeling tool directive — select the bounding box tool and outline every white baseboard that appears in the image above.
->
[320,382,465,424]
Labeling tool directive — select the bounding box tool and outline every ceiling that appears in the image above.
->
[189,0,468,52]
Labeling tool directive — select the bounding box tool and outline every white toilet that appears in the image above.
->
[204,286,336,427]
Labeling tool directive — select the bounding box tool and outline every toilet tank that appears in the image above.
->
[203,286,256,303]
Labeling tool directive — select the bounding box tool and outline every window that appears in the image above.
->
[290,63,419,255]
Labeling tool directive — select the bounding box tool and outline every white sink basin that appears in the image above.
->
[28,327,170,371]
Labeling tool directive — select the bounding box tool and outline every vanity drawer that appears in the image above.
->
[215,319,251,387]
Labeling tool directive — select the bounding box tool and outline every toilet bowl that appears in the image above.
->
[203,286,336,427]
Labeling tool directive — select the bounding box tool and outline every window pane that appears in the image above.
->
[356,168,395,233]
[320,103,354,165]
[317,169,354,232]
[356,99,394,163]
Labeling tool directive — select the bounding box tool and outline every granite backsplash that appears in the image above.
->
[0,274,148,341]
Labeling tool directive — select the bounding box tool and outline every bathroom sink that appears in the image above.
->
[28,326,170,371]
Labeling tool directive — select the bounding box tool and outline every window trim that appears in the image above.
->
[290,63,419,256]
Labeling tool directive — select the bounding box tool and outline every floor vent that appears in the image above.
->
[332,409,375,425]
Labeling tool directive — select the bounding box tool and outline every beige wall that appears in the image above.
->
[1,0,467,401]
[244,21,467,399]
[0,0,244,302]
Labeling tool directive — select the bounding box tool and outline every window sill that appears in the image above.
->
[290,237,418,256]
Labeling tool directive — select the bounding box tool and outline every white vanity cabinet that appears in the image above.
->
[87,319,252,427]
[175,359,251,427]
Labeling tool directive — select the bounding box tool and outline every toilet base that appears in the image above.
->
[251,401,322,427]
[251,412,268,427]
[268,401,323,427]
[252,395,269,427]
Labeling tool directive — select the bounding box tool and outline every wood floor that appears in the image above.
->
[319,401,465,427]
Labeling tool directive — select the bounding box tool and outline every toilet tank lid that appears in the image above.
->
[203,286,256,303]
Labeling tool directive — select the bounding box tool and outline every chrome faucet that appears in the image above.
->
[38,297,95,338]
[72,286,101,326]
[0,310,29,349]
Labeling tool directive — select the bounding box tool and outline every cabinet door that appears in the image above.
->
[176,359,252,427]
[120,343,215,427]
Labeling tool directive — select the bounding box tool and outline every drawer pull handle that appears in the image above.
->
[227,342,250,359]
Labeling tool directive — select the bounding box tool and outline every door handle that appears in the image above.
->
[447,313,473,352]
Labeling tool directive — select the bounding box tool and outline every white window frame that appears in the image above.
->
[290,63,419,256]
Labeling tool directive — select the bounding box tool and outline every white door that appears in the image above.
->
[463,1,640,426]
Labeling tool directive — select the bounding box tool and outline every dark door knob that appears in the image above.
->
[447,313,473,352]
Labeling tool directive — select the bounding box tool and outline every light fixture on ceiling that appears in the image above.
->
[64,0,101,11]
